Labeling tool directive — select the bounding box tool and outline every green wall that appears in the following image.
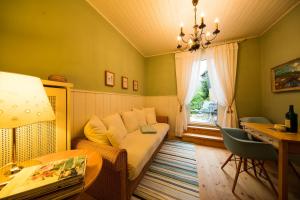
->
[144,54,177,96]
[260,5,300,124]
[235,38,261,117]
[0,0,144,95]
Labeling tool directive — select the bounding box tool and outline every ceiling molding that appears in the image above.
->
[260,2,300,36]
[85,0,145,57]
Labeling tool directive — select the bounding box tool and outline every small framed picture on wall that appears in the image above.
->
[122,76,128,89]
[105,70,115,87]
[133,80,138,91]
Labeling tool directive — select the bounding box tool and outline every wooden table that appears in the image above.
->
[242,122,300,200]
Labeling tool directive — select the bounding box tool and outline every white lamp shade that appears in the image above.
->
[0,72,55,128]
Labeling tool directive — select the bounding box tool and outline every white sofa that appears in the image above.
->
[72,109,169,200]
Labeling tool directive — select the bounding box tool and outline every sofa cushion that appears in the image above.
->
[102,113,127,146]
[133,108,147,127]
[121,111,139,133]
[143,107,157,125]
[84,115,110,145]
[106,127,125,147]
[119,123,169,180]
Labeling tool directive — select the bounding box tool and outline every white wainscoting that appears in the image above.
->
[144,96,178,137]
[71,89,144,139]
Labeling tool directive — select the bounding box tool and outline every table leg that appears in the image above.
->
[278,141,288,200]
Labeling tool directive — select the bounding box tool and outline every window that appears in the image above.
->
[188,60,217,126]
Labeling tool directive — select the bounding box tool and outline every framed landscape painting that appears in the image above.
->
[271,58,300,92]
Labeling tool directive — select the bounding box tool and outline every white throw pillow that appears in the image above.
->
[143,107,157,125]
[121,111,139,133]
[133,108,147,127]
[102,113,127,142]
[84,115,111,145]
[106,127,124,147]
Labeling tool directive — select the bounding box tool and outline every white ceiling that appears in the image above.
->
[87,0,299,57]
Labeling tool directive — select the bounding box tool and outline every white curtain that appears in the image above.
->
[207,43,238,128]
[175,51,204,136]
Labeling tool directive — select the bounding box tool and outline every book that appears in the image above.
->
[0,155,87,200]
[140,125,157,134]
[33,182,84,200]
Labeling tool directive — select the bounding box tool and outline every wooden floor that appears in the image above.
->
[195,145,300,200]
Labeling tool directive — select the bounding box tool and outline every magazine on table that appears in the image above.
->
[0,155,87,200]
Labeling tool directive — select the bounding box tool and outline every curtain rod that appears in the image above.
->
[208,35,258,48]
[174,35,258,54]
[146,35,259,57]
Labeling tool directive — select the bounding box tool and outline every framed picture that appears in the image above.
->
[133,80,138,91]
[105,70,115,87]
[122,76,128,89]
[271,58,300,92]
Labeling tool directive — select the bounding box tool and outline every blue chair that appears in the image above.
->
[221,128,278,194]
[221,117,272,172]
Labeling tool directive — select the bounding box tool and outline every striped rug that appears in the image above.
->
[132,140,200,200]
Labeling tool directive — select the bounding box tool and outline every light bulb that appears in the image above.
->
[214,18,219,29]
[177,36,181,41]
[180,22,184,28]
[200,13,205,24]
[206,32,211,37]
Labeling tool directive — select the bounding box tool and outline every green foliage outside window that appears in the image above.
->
[189,71,210,113]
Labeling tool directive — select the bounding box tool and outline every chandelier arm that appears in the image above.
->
[197,32,205,45]
[181,37,188,44]
[201,43,208,49]
[200,27,204,36]
[198,30,205,40]
[178,44,190,51]
[206,34,218,42]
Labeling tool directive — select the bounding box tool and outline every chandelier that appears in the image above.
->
[176,0,220,52]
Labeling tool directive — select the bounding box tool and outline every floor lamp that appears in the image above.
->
[0,71,55,175]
